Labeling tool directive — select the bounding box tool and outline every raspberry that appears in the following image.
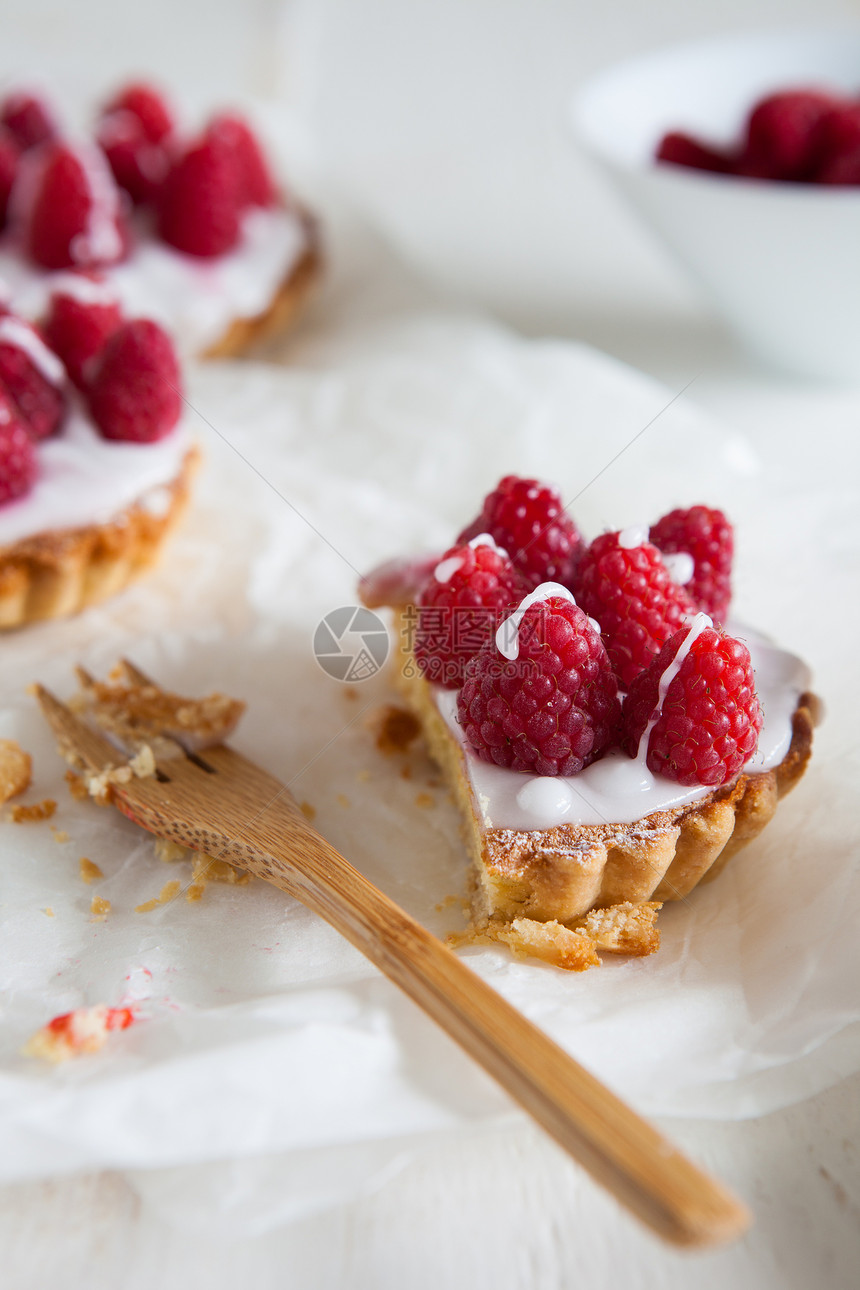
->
[0,390,39,504]
[97,110,171,205]
[157,134,242,257]
[86,319,182,443]
[18,141,128,271]
[414,539,528,688]
[206,113,277,207]
[103,82,175,144]
[457,476,584,590]
[0,126,20,229]
[42,278,124,388]
[0,90,57,151]
[457,591,620,775]
[359,553,443,609]
[811,103,860,184]
[0,314,66,439]
[571,528,696,689]
[740,89,838,181]
[620,618,762,787]
[656,132,733,174]
[649,505,733,623]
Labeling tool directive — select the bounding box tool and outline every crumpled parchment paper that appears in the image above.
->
[1,312,856,1230]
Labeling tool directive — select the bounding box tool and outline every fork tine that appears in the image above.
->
[34,684,124,772]
[119,658,155,687]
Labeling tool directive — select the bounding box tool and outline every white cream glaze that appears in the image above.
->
[0,205,308,357]
[496,582,576,660]
[0,315,66,385]
[437,622,811,830]
[0,397,191,548]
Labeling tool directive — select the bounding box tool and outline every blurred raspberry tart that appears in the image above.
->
[361,477,818,970]
[0,82,320,359]
[0,293,196,629]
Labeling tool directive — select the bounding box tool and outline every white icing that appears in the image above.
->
[0,396,190,548]
[661,550,695,585]
[47,271,119,307]
[0,205,308,357]
[495,582,576,661]
[467,532,508,558]
[434,554,465,584]
[0,315,66,386]
[515,776,576,825]
[634,611,712,760]
[70,144,124,266]
[439,622,810,829]
[618,524,649,549]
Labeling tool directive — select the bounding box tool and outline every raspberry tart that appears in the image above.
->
[0,296,196,629]
[0,82,320,359]
[361,476,818,971]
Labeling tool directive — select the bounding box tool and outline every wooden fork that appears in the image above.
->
[36,664,750,1248]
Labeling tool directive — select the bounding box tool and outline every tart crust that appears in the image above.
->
[0,446,199,630]
[200,212,322,359]
[392,612,815,926]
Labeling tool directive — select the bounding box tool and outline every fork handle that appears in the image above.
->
[230,798,749,1248]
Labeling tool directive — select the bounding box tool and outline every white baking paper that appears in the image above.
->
[1,312,857,1229]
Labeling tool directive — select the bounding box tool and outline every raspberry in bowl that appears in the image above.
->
[360,475,819,972]
[570,27,860,381]
[0,292,197,629]
[0,81,321,360]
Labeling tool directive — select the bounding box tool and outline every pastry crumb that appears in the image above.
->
[0,739,32,804]
[356,768,372,783]
[186,883,205,903]
[79,857,104,885]
[50,826,70,843]
[43,907,54,917]
[576,901,662,957]
[299,800,316,821]
[414,791,434,809]
[64,769,89,801]
[90,895,111,920]
[336,793,351,809]
[154,837,188,864]
[191,852,248,886]
[10,798,56,823]
[488,917,601,972]
[136,879,181,913]
[371,704,421,755]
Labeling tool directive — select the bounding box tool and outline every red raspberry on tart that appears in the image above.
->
[457,475,584,589]
[14,140,129,271]
[0,127,20,230]
[620,615,762,787]
[0,389,39,503]
[43,277,124,388]
[415,538,527,688]
[86,318,182,443]
[0,90,57,151]
[458,587,620,776]
[0,312,66,439]
[649,504,733,623]
[207,113,278,208]
[157,131,243,258]
[571,527,696,688]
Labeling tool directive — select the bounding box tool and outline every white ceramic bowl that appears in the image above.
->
[571,27,860,381]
